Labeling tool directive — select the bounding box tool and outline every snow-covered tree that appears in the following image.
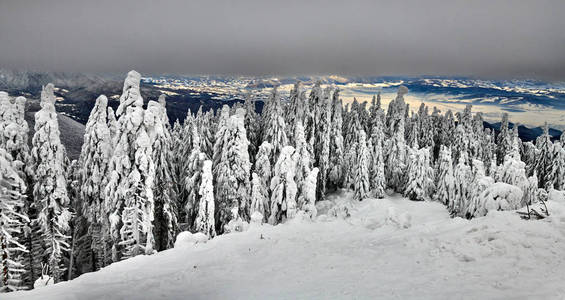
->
[195,160,215,238]
[385,86,409,191]
[293,121,313,203]
[312,87,332,201]
[252,142,273,222]
[403,147,434,201]
[285,82,304,144]
[297,168,319,219]
[434,146,455,206]
[104,71,156,261]
[250,173,267,223]
[214,108,252,233]
[269,146,298,225]
[470,182,523,217]
[146,99,178,251]
[31,83,72,282]
[535,123,555,189]
[496,113,513,165]
[243,95,260,164]
[183,124,207,228]
[328,89,344,190]
[0,94,29,172]
[354,131,371,201]
[450,152,472,216]
[78,95,112,270]
[0,150,28,292]
[553,143,565,191]
[262,87,288,163]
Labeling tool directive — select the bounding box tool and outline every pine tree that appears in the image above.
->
[496,113,513,165]
[147,99,178,251]
[313,87,332,201]
[535,123,555,189]
[353,130,371,201]
[183,125,206,229]
[253,142,273,222]
[293,122,313,207]
[451,152,472,216]
[0,150,29,292]
[262,87,288,163]
[31,83,72,282]
[403,147,434,201]
[285,82,303,145]
[369,104,386,198]
[434,146,455,206]
[385,86,409,191]
[78,95,112,270]
[104,71,156,261]
[214,108,251,233]
[243,94,260,164]
[298,168,319,220]
[195,160,215,238]
[269,146,298,224]
[553,143,565,191]
[250,173,268,223]
[328,89,344,190]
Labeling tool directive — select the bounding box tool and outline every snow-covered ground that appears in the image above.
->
[7,191,565,300]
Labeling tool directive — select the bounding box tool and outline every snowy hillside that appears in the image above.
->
[6,191,565,300]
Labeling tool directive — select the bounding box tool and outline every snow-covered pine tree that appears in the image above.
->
[328,89,344,191]
[0,94,30,172]
[0,150,29,292]
[78,95,112,271]
[465,159,494,218]
[434,146,455,206]
[285,81,303,145]
[312,87,332,201]
[553,143,565,191]
[407,114,419,149]
[196,107,214,159]
[535,123,555,189]
[243,94,260,164]
[269,146,298,224]
[250,173,267,223]
[354,130,371,201]
[183,125,206,229]
[195,160,215,238]
[31,83,72,282]
[253,141,273,222]
[298,167,319,219]
[385,86,409,192]
[214,108,251,233]
[293,122,312,207]
[369,102,386,198]
[403,147,434,201]
[104,71,156,261]
[496,113,513,165]
[451,152,472,216]
[343,106,363,189]
[417,103,434,149]
[306,82,323,152]
[262,87,288,164]
[107,107,118,142]
[147,99,178,251]
[451,124,469,165]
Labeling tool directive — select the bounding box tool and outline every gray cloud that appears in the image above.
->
[1,0,564,79]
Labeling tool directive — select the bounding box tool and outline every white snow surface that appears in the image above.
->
[6,191,565,299]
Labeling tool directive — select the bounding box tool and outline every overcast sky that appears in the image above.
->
[1,0,564,79]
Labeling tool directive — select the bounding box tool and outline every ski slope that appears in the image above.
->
[7,191,565,300]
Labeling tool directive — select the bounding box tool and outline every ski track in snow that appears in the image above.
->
[6,191,565,300]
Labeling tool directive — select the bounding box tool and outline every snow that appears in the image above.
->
[6,191,565,299]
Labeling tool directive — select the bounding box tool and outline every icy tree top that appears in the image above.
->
[117,70,143,116]
[40,83,57,110]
